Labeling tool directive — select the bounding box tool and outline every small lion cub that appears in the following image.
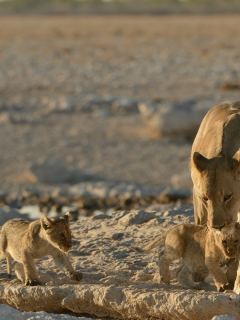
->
[0,212,83,286]
[159,223,240,291]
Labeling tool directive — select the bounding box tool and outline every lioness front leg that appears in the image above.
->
[51,250,83,281]
[22,253,41,286]
[205,257,229,292]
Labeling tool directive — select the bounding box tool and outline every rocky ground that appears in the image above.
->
[0,14,240,319]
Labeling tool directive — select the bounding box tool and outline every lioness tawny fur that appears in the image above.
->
[0,212,83,286]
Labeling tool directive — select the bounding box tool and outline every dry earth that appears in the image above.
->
[0,15,240,194]
[0,206,240,320]
[0,14,240,319]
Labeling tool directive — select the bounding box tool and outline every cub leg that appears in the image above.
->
[226,259,238,290]
[51,250,82,281]
[22,253,40,286]
[177,265,202,290]
[5,253,13,279]
[159,245,181,285]
[14,262,25,283]
[205,257,229,292]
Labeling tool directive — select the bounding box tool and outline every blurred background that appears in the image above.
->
[0,0,240,219]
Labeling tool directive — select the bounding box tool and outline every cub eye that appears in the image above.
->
[202,196,209,202]
[224,195,232,202]
[222,240,227,245]
[59,233,65,239]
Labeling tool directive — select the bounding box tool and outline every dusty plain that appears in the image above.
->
[0,14,240,320]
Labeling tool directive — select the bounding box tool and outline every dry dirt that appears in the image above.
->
[0,15,240,194]
[0,14,240,319]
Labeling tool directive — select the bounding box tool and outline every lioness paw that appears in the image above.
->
[69,271,83,281]
[25,279,41,286]
[160,277,170,285]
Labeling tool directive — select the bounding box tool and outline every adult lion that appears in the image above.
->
[191,101,240,230]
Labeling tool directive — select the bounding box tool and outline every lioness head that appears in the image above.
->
[192,152,240,230]
[40,212,72,252]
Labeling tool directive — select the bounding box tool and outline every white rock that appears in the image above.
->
[139,100,209,137]
[23,311,91,320]
[118,209,155,225]
[30,158,92,184]
[0,304,25,320]
[0,205,28,226]
[211,316,237,320]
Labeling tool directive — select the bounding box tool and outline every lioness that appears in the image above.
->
[0,212,83,286]
[191,101,240,229]
[134,223,240,291]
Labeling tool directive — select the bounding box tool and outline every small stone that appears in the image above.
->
[111,233,124,240]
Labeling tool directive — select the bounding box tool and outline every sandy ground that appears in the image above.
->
[0,15,240,196]
[0,15,240,319]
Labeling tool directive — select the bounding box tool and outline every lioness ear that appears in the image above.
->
[193,152,209,172]
[64,212,71,223]
[40,215,53,230]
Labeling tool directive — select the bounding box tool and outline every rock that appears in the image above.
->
[47,97,75,113]
[30,158,92,184]
[118,209,155,225]
[159,186,192,203]
[80,95,139,114]
[139,100,210,138]
[0,112,11,124]
[112,97,139,113]
[212,316,237,320]
[92,214,111,220]
[111,232,124,240]
[0,304,25,320]
[171,173,193,190]
[23,311,91,320]
[0,205,28,225]
[0,208,239,320]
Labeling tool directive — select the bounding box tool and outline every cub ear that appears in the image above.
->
[40,215,53,231]
[64,212,71,223]
[193,152,209,172]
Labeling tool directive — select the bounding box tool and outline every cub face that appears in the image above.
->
[40,212,72,252]
[216,233,240,258]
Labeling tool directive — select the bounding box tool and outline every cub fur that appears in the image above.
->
[134,223,240,291]
[0,212,83,286]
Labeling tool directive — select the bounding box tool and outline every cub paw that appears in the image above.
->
[69,271,83,281]
[218,283,231,292]
[25,279,41,286]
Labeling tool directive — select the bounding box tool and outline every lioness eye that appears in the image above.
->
[222,240,227,245]
[59,233,65,239]
[224,195,232,201]
[235,240,239,244]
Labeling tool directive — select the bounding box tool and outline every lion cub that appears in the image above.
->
[135,223,240,291]
[0,212,83,286]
